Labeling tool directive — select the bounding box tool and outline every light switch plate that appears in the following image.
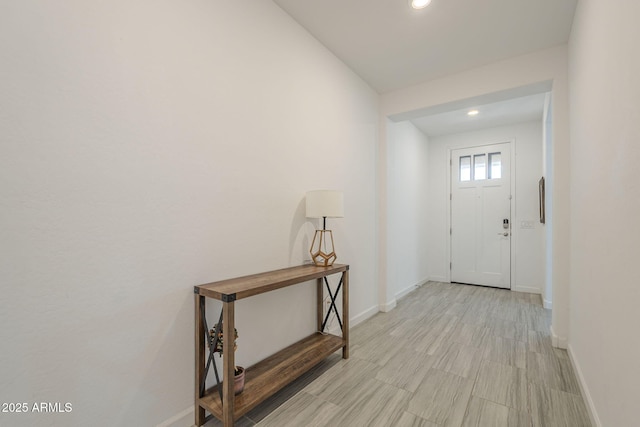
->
[520,220,535,229]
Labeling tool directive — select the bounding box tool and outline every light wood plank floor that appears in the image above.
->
[203,281,592,427]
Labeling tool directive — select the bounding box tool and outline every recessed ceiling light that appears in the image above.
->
[467,110,479,116]
[410,0,432,9]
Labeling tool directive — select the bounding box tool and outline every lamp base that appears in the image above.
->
[310,230,337,267]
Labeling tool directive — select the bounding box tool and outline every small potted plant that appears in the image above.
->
[209,323,245,395]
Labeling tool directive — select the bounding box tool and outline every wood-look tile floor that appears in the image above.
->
[203,282,592,427]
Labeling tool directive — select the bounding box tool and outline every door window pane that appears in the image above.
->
[460,156,471,181]
[474,154,486,180]
[489,152,502,179]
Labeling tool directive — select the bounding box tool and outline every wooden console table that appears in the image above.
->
[194,264,349,426]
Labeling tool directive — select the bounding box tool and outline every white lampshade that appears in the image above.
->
[305,190,344,218]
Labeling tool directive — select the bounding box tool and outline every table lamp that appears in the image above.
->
[305,190,344,267]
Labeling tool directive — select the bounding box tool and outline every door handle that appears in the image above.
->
[497,232,509,236]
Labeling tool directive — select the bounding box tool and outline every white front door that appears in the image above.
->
[450,143,511,289]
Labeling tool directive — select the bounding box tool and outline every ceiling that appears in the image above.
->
[272,0,576,135]
[411,93,547,137]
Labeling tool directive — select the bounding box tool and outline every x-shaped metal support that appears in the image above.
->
[321,275,343,332]
[200,298,224,401]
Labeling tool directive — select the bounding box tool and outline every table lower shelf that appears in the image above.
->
[198,332,345,420]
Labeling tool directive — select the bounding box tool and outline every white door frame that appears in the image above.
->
[446,139,517,288]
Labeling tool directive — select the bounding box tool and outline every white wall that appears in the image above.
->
[568,0,640,425]
[542,94,554,309]
[386,121,430,307]
[426,122,544,292]
[0,1,379,426]
[379,45,571,345]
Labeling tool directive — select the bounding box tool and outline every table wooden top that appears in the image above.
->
[195,264,349,301]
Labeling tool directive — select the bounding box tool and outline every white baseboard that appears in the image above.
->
[395,278,429,301]
[550,325,568,349]
[379,298,396,312]
[513,285,541,294]
[350,305,379,327]
[325,305,379,336]
[429,275,448,283]
[155,406,193,427]
[543,298,552,309]
[567,344,602,427]
[395,285,417,300]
